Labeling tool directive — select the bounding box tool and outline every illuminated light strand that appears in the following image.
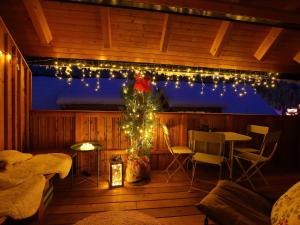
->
[0,50,12,61]
[220,79,226,97]
[29,61,279,96]
[200,75,205,95]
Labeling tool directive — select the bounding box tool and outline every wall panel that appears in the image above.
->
[30,110,300,174]
[0,26,4,150]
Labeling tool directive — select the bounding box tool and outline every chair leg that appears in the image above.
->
[218,163,223,180]
[166,155,186,182]
[225,159,231,178]
[235,158,256,190]
[165,155,179,174]
[165,155,180,182]
[246,163,268,185]
[257,167,269,185]
[204,215,209,225]
[235,157,248,182]
[177,156,191,181]
[189,161,197,192]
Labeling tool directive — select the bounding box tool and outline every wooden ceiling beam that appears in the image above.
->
[293,51,300,63]
[100,7,112,48]
[254,27,283,61]
[22,0,52,45]
[210,21,232,57]
[160,14,173,52]
[254,0,300,61]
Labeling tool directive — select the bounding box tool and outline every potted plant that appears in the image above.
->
[122,73,159,183]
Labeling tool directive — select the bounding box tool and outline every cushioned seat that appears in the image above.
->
[196,180,272,225]
[193,152,225,165]
[171,146,194,154]
[235,152,268,163]
[234,147,259,153]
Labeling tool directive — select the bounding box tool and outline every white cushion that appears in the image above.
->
[271,181,300,225]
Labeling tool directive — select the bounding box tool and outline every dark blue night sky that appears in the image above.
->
[32,76,277,114]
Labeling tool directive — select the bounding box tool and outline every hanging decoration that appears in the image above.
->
[28,58,279,97]
[121,73,160,183]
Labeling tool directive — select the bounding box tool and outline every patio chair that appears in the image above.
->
[189,131,229,191]
[234,125,269,154]
[234,131,281,190]
[162,124,193,183]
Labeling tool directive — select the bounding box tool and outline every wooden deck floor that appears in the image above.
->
[40,167,300,225]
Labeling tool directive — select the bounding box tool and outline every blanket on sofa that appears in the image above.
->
[0,151,72,219]
[0,175,46,219]
[0,152,72,188]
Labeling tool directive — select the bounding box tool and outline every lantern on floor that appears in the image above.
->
[109,155,124,188]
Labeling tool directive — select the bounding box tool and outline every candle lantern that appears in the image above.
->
[109,155,124,188]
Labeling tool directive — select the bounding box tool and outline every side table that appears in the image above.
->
[70,142,102,187]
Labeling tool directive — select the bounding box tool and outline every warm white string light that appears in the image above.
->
[28,60,279,96]
[0,50,12,62]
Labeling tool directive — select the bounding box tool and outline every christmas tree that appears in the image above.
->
[122,74,159,159]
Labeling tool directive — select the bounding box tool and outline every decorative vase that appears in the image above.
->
[125,155,151,183]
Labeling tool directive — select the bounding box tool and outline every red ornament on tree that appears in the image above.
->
[133,74,152,94]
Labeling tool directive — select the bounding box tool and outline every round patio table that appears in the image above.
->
[70,142,102,187]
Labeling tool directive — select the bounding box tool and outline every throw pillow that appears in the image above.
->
[271,181,300,225]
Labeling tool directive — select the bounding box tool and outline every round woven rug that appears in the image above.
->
[74,211,166,225]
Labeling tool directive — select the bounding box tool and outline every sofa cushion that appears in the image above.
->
[196,180,272,225]
[271,181,300,225]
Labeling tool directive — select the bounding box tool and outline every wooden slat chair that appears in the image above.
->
[189,131,229,191]
[188,130,219,154]
[234,125,269,154]
[162,124,193,183]
[234,131,281,190]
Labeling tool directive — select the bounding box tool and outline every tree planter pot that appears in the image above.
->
[125,156,151,183]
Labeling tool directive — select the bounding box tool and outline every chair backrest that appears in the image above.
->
[248,125,269,135]
[259,131,281,160]
[162,124,173,154]
[189,130,221,154]
[247,125,269,150]
[191,131,225,157]
[188,130,194,150]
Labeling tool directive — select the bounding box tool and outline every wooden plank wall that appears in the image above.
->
[30,110,300,174]
[0,17,32,151]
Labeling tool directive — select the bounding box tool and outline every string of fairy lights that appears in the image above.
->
[0,50,12,61]
[28,59,279,97]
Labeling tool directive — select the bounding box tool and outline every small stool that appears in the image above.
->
[74,211,166,225]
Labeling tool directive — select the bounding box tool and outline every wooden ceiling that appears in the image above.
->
[1,0,300,74]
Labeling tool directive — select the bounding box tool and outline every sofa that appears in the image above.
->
[196,180,300,225]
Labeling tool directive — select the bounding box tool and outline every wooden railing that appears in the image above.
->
[0,17,32,151]
[30,110,300,173]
